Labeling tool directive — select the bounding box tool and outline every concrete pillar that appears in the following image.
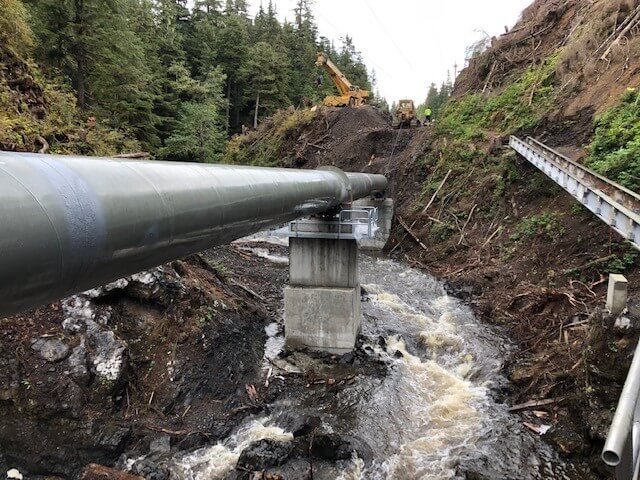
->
[284,237,361,353]
[606,274,628,316]
[352,198,394,251]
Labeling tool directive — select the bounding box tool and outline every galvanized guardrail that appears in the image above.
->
[510,136,640,478]
[509,136,640,250]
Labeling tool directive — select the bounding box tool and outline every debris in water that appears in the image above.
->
[524,422,552,436]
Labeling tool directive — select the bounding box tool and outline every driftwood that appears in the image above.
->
[562,254,617,275]
[113,152,151,159]
[397,216,428,251]
[35,134,49,154]
[509,397,563,412]
[230,278,266,302]
[597,5,640,60]
[457,204,477,246]
[481,226,503,249]
[421,169,453,214]
[482,61,498,93]
[390,170,452,255]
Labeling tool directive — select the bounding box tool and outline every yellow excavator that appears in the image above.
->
[316,52,369,107]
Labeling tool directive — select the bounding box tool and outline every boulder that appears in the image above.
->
[66,339,90,386]
[86,321,126,384]
[310,434,373,462]
[237,439,293,471]
[129,459,169,480]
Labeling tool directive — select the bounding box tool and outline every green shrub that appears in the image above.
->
[606,251,640,274]
[223,108,316,167]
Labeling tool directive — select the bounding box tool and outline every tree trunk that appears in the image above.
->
[225,81,231,133]
[253,92,260,129]
[74,0,87,110]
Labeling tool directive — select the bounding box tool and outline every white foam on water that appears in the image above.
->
[168,418,292,480]
[264,322,285,361]
[354,257,575,480]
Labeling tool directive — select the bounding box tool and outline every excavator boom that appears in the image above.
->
[316,52,369,107]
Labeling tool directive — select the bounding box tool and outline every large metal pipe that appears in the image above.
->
[602,338,640,477]
[0,152,387,317]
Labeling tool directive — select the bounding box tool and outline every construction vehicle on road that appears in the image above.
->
[316,52,369,107]
[392,99,420,128]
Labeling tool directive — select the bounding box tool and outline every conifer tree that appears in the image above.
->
[162,67,227,162]
[241,41,291,124]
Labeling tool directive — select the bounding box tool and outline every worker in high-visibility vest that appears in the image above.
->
[424,107,432,123]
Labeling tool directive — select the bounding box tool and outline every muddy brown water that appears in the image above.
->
[165,235,584,480]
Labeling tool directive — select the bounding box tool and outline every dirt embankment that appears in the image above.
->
[458,0,640,126]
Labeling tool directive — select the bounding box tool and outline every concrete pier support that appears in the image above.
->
[284,237,361,353]
[353,198,394,251]
[607,274,628,316]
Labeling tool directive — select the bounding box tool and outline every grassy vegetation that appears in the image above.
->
[510,213,565,242]
[208,261,231,280]
[436,53,559,142]
[223,108,316,166]
[586,88,640,191]
[415,54,560,210]
[197,306,215,328]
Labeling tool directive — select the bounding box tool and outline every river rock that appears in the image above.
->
[95,425,132,452]
[129,459,170,480]
[31,338,70,363]
[237,439,294,471]
[62,296,96,332]
[66,339,90,386]
[149,434,171,454]
[86,321,126,383]
[310,434,373,462]
[6,469,23,480]
[545,423,589,456]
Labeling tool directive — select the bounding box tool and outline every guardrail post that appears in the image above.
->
[607,274,629,317]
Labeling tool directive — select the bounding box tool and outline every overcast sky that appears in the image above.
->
[247,0,533,104]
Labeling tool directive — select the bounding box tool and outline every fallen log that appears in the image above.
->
[397,216,428,251]
[113,152,151,159]
[35,134,49,154]
[509,397,563,412]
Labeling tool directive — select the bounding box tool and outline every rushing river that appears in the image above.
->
[168,236,579,480]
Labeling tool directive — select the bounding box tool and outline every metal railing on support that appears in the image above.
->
[603,339,640,479]
[510,136,640,477]
[288,207,378,240]
[510,136,640,251]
